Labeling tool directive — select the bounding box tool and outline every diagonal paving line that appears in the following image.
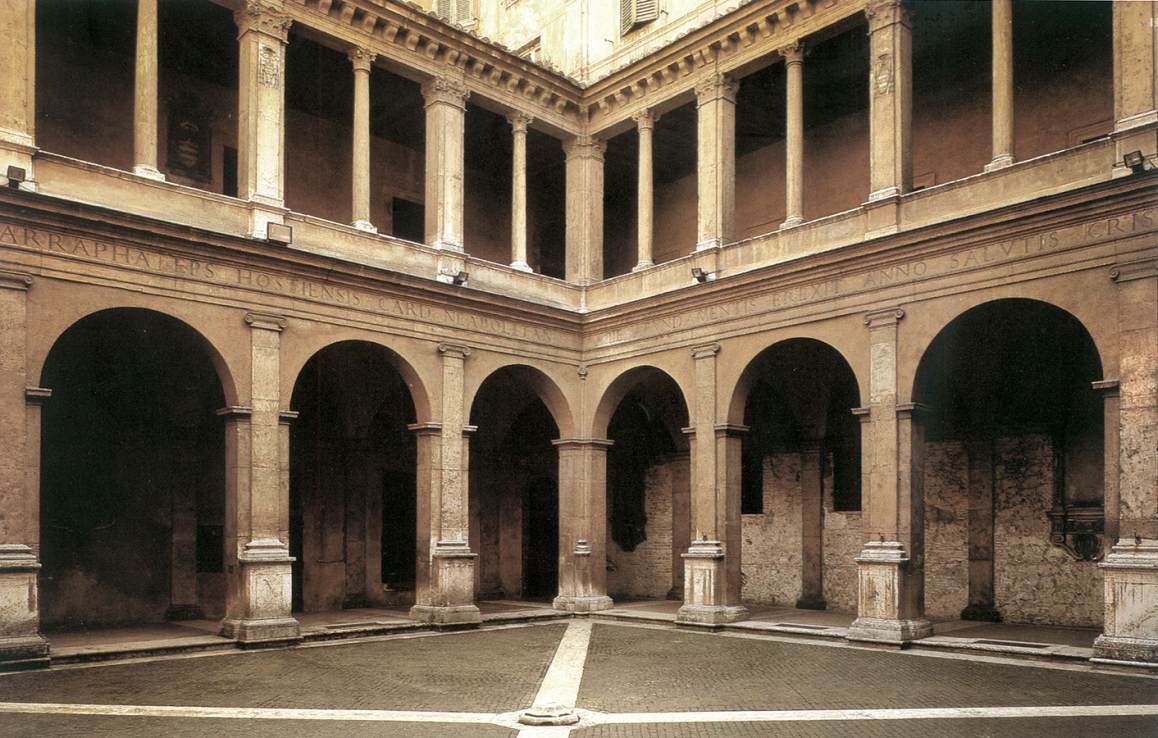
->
[0,702,498,723]
[587,704,1158,724]
[515,619,594,737]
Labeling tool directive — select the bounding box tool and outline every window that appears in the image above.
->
[436,0,475,26]
[620,0,659,36]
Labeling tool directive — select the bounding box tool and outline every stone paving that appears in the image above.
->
[2,619,1157,737]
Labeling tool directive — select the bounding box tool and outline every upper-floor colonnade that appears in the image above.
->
[0,0,1155,295]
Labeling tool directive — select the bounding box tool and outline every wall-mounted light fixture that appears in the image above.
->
[5,165,26,189]
[1123,150,1151,175]
[691,266,714,283]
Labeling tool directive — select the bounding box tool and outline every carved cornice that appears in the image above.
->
[694,73,739,106]
[562,134,606,161]
[506,111,533,133]
[235,0,294,42]
[422,75,470,109]
[347,46,376,71]
[865,0,911,33]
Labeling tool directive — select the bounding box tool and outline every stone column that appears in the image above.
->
[411,343,480,626]
[0,271,48,669]
[349,47,376,233]
[508,112,533,272]
[132,0,164,180]
[219,311,298,645]
[553,438,614,612]
[849,307,932,645]
[633,109,656,271]
[1096,259,1158,663]
[1111,2,1158,176]
[781,42,805,228]
[677,344,748,625]
[563,135,605,285]
[669,451,691,600]
[0,0,35,187]
[694,73,738,252]
[234,0,292,239]
[961,438,999,621]
[985,0,1014,172]
[797,440,826,610]
[865,0,912,202]
[422,76,469,252]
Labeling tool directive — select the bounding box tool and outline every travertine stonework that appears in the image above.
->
[607,460,674,600]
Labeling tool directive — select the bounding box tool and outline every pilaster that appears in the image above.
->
[552,438,614,612]
[411,343,480,626]
[349,47,376,233]
[564,135,605,285]
[219,311,298,645]
[865,0,912,203]
[1111,1,1158,176]
[0,0,36,187]
[780,42,805,229]
[422,76,470,253]
[677,344,747,625]
[0,272,47,669]
[1096,259,1158,663]
[633,109,656,271]
[235,0,292,239]
[133,0,164,181]
[984,0,1014,172]
[694,73,738,252]
[849,307,931,645]
[508,112,533,272]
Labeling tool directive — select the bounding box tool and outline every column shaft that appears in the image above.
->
[694,73,738,251]
[553,439,614,612]
[133,0,164,180]
[866,0,912,201]
[422,77,469,251]
[781,43,805,228]
[564,135,605,284]
[0,0,35,181]
[1111,1,1158,174]
[986,0,1014,171]
[234,0,292,237]
[633,110,656,271]
[349,48,376,232]
[508,112,532,272]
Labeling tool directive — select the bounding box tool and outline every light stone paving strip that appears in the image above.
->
[517,619,595,737]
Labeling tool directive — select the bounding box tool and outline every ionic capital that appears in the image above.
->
[779,41,805,65]
[1109,259,1158,283]
[437,342,471,360]
[691,343,721,360]
[865,0,912,34]
[348,47,376,72]
[234,0,293,42]
[506,111,533,133]
[563,134,606,162]
[0,270,33,291]
[694,73,739,107]
[632,108,658,131]
[422,76,470,109]
[244,311,288,331]
[864,307,905,329]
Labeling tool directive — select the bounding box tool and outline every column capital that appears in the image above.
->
[695,73,739,107]
[278,409,299,425]
[24,387,52,405]
[779,41,806,65]
[348,46,376,71]
[437,342,471,359]
[422,76,470,109]
[506,111,533,132]
[563,134,606,161]
[864,307,905,328]
[244,311,287,331]
[632,108,658,131]
[216,405,255,420]
[714,423,749,438]
[234,0,293,42]
[1110,259,1158,283]
[0,271,32,291]
[1092,379,1121,397]
[691,343,721,360]
[865,0,912,34]
[407,421,443,436]
[896,402,931,419]
[552,437,614,449]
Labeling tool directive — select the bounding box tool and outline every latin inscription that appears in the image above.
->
[0,224,558,344]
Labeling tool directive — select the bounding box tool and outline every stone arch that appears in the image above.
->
[467,363,574,439]
[591,365,691,444]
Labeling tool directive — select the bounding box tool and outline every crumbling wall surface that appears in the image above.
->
[607,461,673,599]
[994,435,1102,627]
[923,440,969,621]
[741,453,802,605]
[822,451,860,613]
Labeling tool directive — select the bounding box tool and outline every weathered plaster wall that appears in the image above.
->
[923,440,970,621]
[607,459,675,599]
[821,483,861,614]
[742,453,802,605]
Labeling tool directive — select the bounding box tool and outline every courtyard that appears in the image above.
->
[2,620,1156,737]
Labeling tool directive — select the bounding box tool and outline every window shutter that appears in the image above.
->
[620,0,636,36]
[635,0,659,25]
[437,0,451,20]
[455,0,472,24]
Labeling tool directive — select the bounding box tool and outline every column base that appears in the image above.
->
[0,544,47,669]
[1094,539,1158,663]
[632,261,654,272]
[847,616,933,646]
[411,543,481,628]
[779,216,803,229]
[409,604,481,628]
[795,595,827,611]
[695,238,722,251]
[850,541,930,646]
[510,260,533,273]
[553,595,613,613]
[352,220,378,233]
[676,541,747,625]
[960,603,1002,622]
[221,538,300,645]
[220,617,301,646]
[518,705,580,726]
[132,165,166,181]
[676,604,749,626]
[983,155,1014,172]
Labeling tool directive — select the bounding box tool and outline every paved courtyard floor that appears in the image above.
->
[2,620,1156,737]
